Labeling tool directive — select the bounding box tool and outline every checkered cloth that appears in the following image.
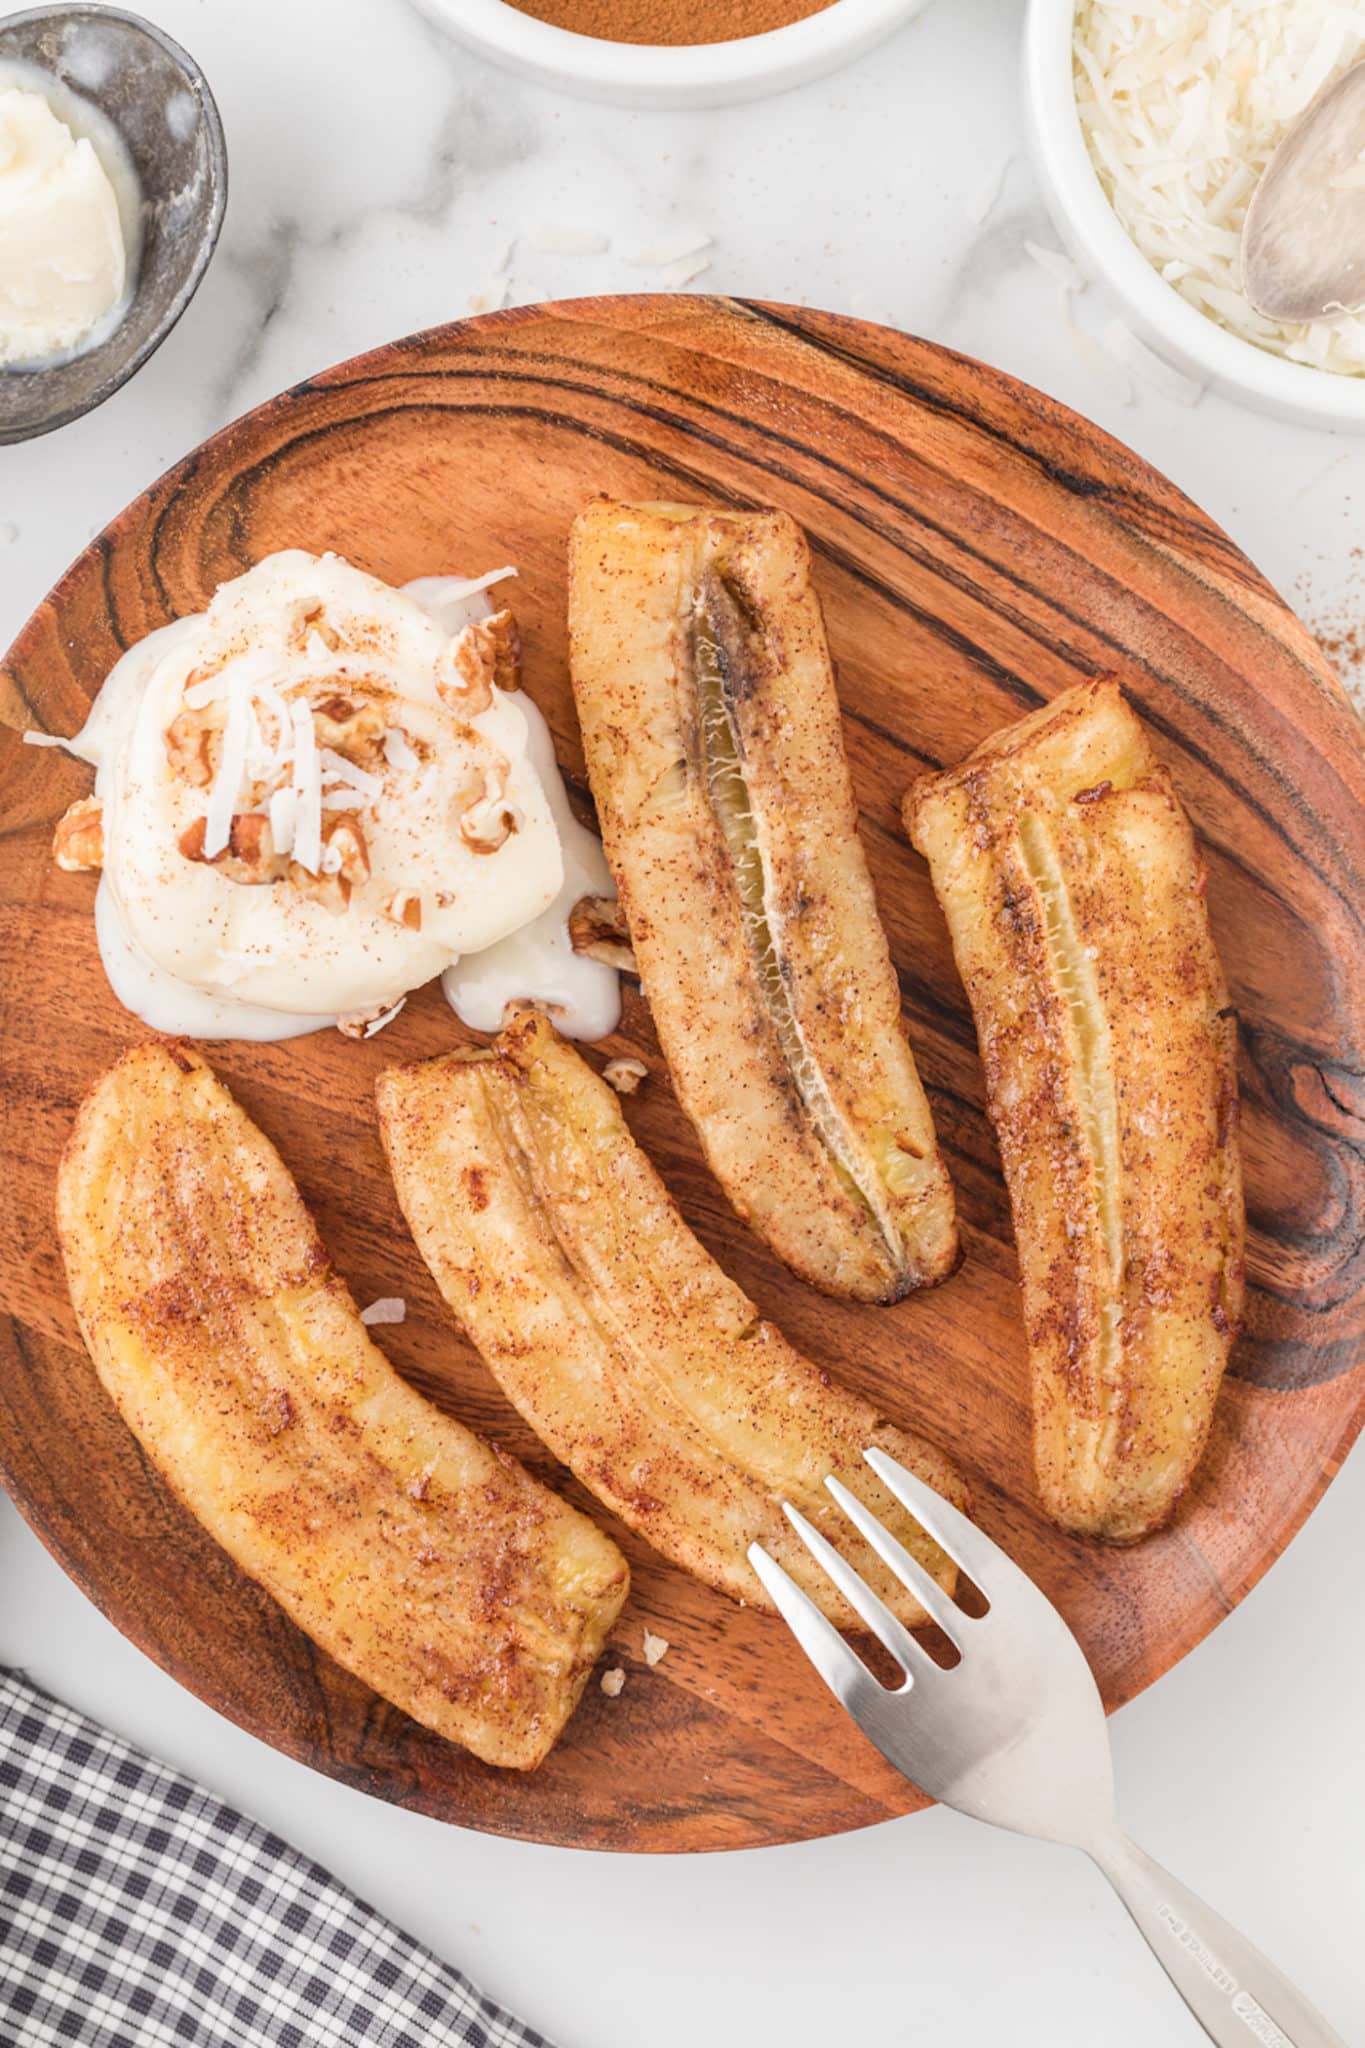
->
[0,1667,552,2048]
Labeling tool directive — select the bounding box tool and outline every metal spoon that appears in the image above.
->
[1242,59,1365,324]
[0,6,227,445]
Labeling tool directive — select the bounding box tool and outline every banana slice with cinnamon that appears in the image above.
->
[905,680,1244,1543]
[377,1011,968,1629]
[57,1041,629,1767]
[568,498,958,1304]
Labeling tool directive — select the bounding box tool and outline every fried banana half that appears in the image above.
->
[378,1010,968,1631]
[905,680,1244,1543]
[56,1043,629,1769]
[568,497,958,1304]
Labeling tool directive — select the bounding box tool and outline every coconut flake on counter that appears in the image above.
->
[1057,286,1134,403]
[1074,1,1365,376]
[642,1631,669,1667]
[525,221,610,257]
[360,1296,407,1326]
[625,231,712,269]
[1100,318,1205,405]
[599,1666,626,1697]
[659,252,712,290]
[1024,239,1088,293]
[966,155,1012,226]
[466,279,510,316]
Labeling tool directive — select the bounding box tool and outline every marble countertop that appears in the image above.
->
[1,3,1361,2044]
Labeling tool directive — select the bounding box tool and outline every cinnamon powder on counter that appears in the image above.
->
[503,0,835,43]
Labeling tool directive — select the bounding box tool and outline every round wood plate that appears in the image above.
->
[1,297,1362,1853]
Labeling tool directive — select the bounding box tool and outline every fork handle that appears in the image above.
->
[1091,1831,1346,2048]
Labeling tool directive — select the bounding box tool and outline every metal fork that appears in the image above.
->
[749,1450,1346,2048]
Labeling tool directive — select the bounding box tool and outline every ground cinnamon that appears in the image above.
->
[504,0,834,45]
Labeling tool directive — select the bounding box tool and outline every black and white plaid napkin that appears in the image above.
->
[0,1667,553,2048]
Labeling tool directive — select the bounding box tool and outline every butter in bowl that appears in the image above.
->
[0,5,226,445]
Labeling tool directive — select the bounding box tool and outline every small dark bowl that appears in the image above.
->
[0,5,227,444]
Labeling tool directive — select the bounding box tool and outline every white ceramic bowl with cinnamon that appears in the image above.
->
[412,0,931,108]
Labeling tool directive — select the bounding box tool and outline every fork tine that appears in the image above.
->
[779,1503,921,1679]
[746,1541,888,1715]
[824,1476,966,1646]
[863,1447,1023,1599]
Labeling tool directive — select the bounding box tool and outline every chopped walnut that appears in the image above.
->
[603,1057,647,1096]
[179,813,286,885]
[569,894,637,974]
[311,693,386,769]
[291,603,340,654]
[287,816,370,914]
[53,796,104,872]
[289,861,348,913]
[324,815,370,890]
[164,709,217,788]
[437,608,520,716]
[384,888,423,931]
[459,761,520,854]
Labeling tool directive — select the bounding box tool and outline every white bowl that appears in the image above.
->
[1023,0,1365,432]
[413,0,929,109]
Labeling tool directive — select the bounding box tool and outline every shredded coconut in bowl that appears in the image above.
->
[1074,1,1365,376]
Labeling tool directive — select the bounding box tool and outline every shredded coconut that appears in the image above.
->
[289,696,322,874]
[362,996,406,1038]
[642,1631,669,1667]
[438,566,517,604]
[1058,286,1135,402]
[525,221,610,257]
[625,231,712,268]
[466,279,510,316]
[658,251,712,290]
[599,1666,626,1697]
[1074,1,1365,375]
[1101,317,1205,403]
[383,727,419,772]
[966,156,1012,225]
[360,1297,407,1325]
[320,748,383,801]
[203,673,252,859]
[1025,239,1088,292]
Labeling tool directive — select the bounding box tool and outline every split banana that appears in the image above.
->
[905,680,1244,1543]
[56,1042,629,1768]
[568,497,958,1303]
[377,1011,968,1630]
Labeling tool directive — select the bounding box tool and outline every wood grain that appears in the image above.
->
[0,296,1361,1852]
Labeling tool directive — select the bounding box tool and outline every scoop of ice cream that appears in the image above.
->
[83,550,565,1024]
[0,84,126,367]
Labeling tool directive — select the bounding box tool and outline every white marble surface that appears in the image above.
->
[1,2,1362,2044]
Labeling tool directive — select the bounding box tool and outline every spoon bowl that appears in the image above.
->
[0,5,226,445]
[1242,59,1365,324]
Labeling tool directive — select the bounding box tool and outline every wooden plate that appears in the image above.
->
[2,297,1362,1852]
